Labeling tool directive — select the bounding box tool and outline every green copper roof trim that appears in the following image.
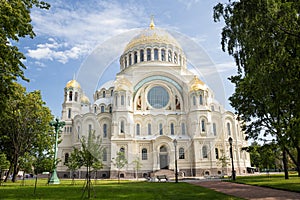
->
[134,75,182,92]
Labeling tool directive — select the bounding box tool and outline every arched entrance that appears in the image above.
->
[159,145,169,169]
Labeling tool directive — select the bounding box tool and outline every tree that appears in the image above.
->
[214,0,300,178]
[65,150,81,185]
[73,130,104,199]
[0,0,50,116]
[0,83,53,182]
[112,151,128,184]
[132,157,142,180]
[217,149,230,176]
[245,141,283,171]
[0,153,10,181]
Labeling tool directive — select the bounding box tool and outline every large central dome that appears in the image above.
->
[124,20,182,52]
[119,18,186,70]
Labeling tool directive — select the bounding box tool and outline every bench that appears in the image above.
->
[157,175,168,182]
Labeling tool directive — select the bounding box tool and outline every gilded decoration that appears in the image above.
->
[190,76,206,91]
[66,79,81,89]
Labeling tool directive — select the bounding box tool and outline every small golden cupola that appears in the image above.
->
[66,79,81,89]
[190,76,206,91]
[80,94,90,105]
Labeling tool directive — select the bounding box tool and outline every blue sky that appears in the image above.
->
[18,0,236,117]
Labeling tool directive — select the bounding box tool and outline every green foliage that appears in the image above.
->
[132,157,142,179]
[0,0,50,112]
[74,130,105,170]
[64,151,80,174]
[0,83,53,182]
[246,141,283,170]
[112,151,128,183]
[217,149,230,170]
[112,151,128,171]
[213,0,300,176]
[0,152,10,179]
[71,130,105,198]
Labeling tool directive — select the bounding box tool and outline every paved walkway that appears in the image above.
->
[188,180,300,200]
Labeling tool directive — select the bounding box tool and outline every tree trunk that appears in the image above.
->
[4,163,12,182]
[12,155,19,182]
[282,148,289,179]
[297,147,300,177]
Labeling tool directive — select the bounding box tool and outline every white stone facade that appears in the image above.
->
[57,21,251,179]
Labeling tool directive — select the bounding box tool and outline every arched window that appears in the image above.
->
[101,106,105,113]
[142,148,148,160]
[148,123,151,135]
[88,124,92,133]
[121,95,124,105]
[136,123,140,135]
[174,52,177,63]
[111,90,113,96]
[109,106,112,113]
[103,124,107,138]
[227,122,231,136]
[94,106,97,113]
[170,123,175,135]
[64,153,69,164]
[77,126,81,139]
[161,49,165,61]
[181,123,186,135]
[199,95,203,105]
[124,57,127,67]
[69,91,73,101]
[159,123,163,135]
[215,148,219,159]
[213,123,217,136]
[179,148,185,159]
[120,147,125,153]
[193,96,196,106]
[75,92,78,102]
[120,121,125,133]
[129,54,132,65]
[168,50,172,62]
[134,51,138,64]
[147,48,151,61]
[154,48,158,60]
[103,149,107,161]
[68,108,71,119]
[202,146,208,158]
[115,96,118,106]
[201,119,205,132]
[103,91,106,98]
[140,50,144,62]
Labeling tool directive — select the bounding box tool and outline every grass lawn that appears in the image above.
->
[0,179,242,200]
[234,173,300,193]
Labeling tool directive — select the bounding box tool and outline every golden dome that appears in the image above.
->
[81,94,90,104]
[190,76,206,91]
[66,79,81,89]
[124,19,182,52]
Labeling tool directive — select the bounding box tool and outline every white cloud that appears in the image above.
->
[214,61,237,73]
[27,0,148,64]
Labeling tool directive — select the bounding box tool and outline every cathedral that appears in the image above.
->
[57,19,251,179]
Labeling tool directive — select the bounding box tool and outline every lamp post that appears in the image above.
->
[173,139,178,183]
[228,137,236,181]
[48,118,65,184]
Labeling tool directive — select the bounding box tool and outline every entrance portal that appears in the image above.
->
[159,146,169,169]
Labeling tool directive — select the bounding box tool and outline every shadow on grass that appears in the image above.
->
[0,180,242,199]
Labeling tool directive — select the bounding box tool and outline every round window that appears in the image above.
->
[147,86,169,109]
